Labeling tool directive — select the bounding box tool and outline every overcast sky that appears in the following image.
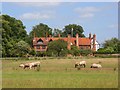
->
[2,2,118,45]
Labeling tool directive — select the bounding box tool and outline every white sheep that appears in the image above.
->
[75,61,86,68]
[90,63,102,68]
[19,61,41,69]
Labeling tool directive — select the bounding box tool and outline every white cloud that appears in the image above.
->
[74,6,100,18]
[79,13,94,18]
[20,11,55,20]
[17,2,61,8]
[75,7,100,13]
[108,24,118,29]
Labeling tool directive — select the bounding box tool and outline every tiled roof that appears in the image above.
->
[78,38,91,45]
[33,37,91,46]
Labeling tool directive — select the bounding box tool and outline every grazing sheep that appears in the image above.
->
[79,61,86,68]
[90,63,102,68]
[27,61,41,69]
[75,61,86,68]
[19,63,30,69]
[30,61,40,69]
[75,62,79,68]
[19,61,41,69]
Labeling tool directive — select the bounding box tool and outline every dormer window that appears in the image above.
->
[37,39,43,44]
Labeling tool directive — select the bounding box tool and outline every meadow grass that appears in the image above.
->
[2,58,118,88]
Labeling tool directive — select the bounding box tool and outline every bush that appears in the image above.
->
[29,49,36,56]
[95,48,117,54]
[36,52,46,57]
[79,49,92,56]
[69,45,80,56]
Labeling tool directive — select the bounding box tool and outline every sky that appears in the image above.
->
[2,2,118,46]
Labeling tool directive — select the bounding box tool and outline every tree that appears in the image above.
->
[1,15,28,57]
[62,24,85,37]
[79,49,92,56]
[13,40,30,57]
[53,28,62,37]
[29,23,52,37]
[47,39,68,57]
[28,23,52,46]
[69,45,80,56]
[103,38,120,53]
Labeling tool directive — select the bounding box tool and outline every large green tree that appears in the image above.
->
[29,23,52,37]
[62,24,85,37]
[1,15,28,57]
[28,23,52,46]
[97,38,120,53]
[47,39,68,57]
[12,40,30,57]
[103,38,120,53]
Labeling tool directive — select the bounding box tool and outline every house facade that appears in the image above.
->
[33,33,99,52]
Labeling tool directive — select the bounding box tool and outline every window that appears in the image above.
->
[37,39,43,44]
[42,46,46,49]
[36,46,40,49]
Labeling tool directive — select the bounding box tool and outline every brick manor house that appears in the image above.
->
[33,33,100,52]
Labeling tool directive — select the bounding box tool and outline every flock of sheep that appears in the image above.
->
[19,60,102,70]
[75,61,102,69]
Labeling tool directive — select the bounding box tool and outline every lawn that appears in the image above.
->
[2,57,118,88]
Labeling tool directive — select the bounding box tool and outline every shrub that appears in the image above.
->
[79,49,92,56]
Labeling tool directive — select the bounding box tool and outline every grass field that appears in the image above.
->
[2,57,118,88]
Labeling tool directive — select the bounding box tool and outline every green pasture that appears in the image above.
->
[2,58,118,88]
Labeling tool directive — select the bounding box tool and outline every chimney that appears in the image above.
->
[93,34,96,51]
[49,35,52,38]
[58,34,60,38]
[89,33,92,39]
[76,33,79,48]
[67,34,71,50]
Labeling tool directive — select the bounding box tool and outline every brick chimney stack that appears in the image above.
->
[49,35,52,38]
[89,33,92,39]
[76,33,79,48]
[93,34,96,51]
[67,34,71,50]
[58,34,60,38]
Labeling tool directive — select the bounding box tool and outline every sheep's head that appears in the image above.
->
[19,64,24,67]
[75,64,78,68]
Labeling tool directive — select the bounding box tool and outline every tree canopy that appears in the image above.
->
[29,23,52,37]
[62,24,85,37]
[53,28,62,37]
[47,39,68,57]
[1,15,28,57]
[28,23,52,46]
[12,40,30,57]
[97,38,120,53]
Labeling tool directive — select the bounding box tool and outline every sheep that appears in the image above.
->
[19,63,30,69]
[75,62,79,68]
[75,61,86,68]
[90,63,102,68]
[79,61,86,68]
[19,61,41,69]
[30,61,40,69]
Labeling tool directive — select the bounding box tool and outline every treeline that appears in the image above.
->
[0,14,120,57]
[96,38,120,54]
